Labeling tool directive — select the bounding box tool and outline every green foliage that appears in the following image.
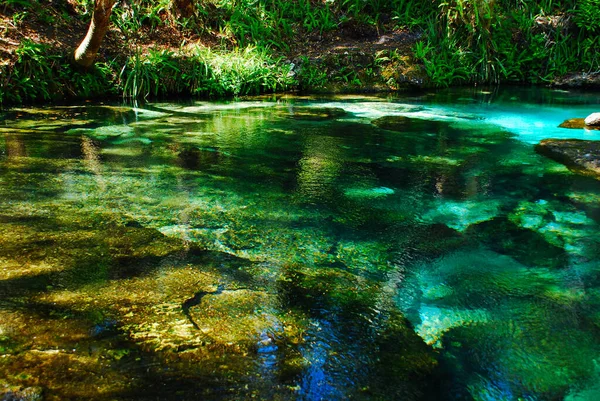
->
[414,33,474,86]
[391,0,438,28]
[11,40,55,102]
[120,49,180,98]
[119,46,295,99]
[69,60,120,98]
[296,56,329,90]
[337,0,437,27]
[111,0,170,35]
[0,0,34,9]
[413,0,600,87]
[215,0,339,50]
[574,0,600,33]
[69,0,95,16]
[191,46,296,97]
[0,39,118,106]
[1,41,293,106]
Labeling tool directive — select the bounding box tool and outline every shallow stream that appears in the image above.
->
[1,88,599,400]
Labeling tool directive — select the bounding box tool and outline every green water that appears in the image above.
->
[1,88,599,400]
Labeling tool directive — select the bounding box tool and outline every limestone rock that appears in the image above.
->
[372,115,449,132]
[280,106,347,121]
[558,118,600,130]
[535,139,600,178]
[584,113,600,126]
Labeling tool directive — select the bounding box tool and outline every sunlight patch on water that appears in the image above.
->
[420,199,502,232]
[416,305,490,348]
[313,95,599,144]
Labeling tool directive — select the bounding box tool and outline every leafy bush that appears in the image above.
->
[9,40,56,102]
[296,56,329,90]
[574,0,600,33]
[414,0,600,86]
[190,46,295,97]
[111,0,170,35]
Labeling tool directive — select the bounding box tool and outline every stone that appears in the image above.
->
[466,217,568,269]
[420,199,502,232]
[372,115,450,132]
[281,106,347,121]
[535,139,600,178]
[553,71,600,89]
[558,118,600,130]
[584,113,600,126]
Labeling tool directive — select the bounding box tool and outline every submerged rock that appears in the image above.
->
[343,186,395,198]
[506,199,600,258]
[66,125,136,138]
[280,266,442,399]
[395,246,599,399]
[420,199,502,232]
[466,217,568,269]
[558,118,600,130]
[372,115,450,132]
[279,106,347,121]
[585,113,600,126]
[535,139,600,178]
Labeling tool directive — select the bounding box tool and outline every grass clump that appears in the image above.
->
[573,0,600,33]
[0,40,118,105]
[1,41,294,106]
[189,46,295,97]
[119,46,295,99]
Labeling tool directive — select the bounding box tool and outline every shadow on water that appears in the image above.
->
[278,266,445,401]
[0,209,444,400]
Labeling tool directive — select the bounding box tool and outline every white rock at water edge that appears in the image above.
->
[584,113,600,126]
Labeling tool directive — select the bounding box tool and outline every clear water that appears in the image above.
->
[1,88,599,400]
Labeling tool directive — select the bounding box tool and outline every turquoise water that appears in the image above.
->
[0,88,599,400]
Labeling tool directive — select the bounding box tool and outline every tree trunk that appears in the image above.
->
[74,0,116,68]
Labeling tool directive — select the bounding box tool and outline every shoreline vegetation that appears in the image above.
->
[0,0,599,106]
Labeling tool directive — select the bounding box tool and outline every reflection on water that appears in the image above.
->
[0,88,600,400]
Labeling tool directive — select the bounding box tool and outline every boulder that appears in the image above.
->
[535,139,600,178]
[558,118,600,130]
[584,113,600,126]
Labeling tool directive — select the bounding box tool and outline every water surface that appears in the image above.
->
[1,88,600,400]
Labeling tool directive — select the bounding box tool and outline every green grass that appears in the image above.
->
[0,40,294,106]
[119,46,295,99]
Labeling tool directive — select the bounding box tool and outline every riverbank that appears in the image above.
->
[1,0,599,106]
